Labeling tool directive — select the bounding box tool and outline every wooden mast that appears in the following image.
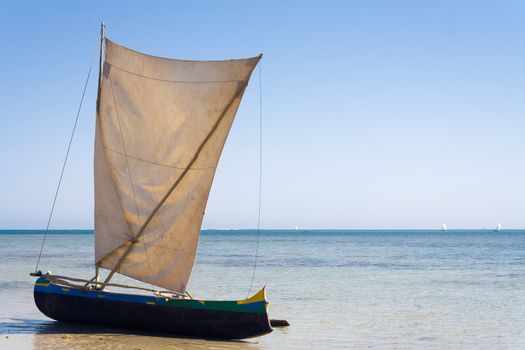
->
[95,20,105,285]
[96,20,105,115]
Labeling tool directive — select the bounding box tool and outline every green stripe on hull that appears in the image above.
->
[165,297,267,314]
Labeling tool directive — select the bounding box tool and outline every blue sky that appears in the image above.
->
[0,0,524,229]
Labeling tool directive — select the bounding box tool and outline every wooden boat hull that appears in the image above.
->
[33,277,272,339]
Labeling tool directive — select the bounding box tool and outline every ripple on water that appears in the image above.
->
[1,230,524,349]
[0,319,56,335]
[0,281,34,290]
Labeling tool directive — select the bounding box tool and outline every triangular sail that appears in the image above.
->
[94,39,260,293]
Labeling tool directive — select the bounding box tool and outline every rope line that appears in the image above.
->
[108,73,152,274]
[247,61,263,297]
[108,62,246,84]
[107,77,144,231]
[35,47,97,273]
[104,146,215,170]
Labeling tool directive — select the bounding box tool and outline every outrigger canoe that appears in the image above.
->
[32,22,274,340]
[34,275,272,339]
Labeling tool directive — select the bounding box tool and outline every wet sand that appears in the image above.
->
[3,333,263,350]
[1,320,271,350]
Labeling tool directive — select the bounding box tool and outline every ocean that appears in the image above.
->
[0,229,524,349]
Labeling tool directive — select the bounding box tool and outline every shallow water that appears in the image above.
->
[0,230,524,349]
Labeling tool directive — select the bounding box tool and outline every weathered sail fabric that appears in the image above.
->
[95,39,260,292]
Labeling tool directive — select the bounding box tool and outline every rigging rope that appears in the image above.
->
[247,61,263,297]
[34,47,97,273]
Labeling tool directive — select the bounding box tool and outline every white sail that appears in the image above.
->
[94,39,260,292]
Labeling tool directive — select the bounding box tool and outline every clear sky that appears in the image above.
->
[0,0,524,229]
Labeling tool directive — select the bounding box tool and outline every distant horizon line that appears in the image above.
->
[1,228,524,233]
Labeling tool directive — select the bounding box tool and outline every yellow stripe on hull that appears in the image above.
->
[237,287,266,305]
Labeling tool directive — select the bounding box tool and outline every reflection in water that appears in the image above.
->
[1,318,58,335]
[1,318,262,350]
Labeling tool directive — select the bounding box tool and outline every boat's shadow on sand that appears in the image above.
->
[1,318,250,343]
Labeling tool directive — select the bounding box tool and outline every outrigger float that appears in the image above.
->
[31,22,277,339]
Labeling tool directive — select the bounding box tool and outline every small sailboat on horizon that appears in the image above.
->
[31,23,272,340]
[496,224,502,232]
[442,224,447,231]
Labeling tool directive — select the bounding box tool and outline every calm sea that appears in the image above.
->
[0,230,524,349]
